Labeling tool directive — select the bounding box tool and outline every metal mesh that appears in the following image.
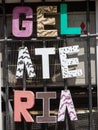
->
[0,1,96,130]
[2,111,98,130]
[7,40,64,88]
[70,112,98,130]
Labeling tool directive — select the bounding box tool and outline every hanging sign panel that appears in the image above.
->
[59,45,82,78]
[12,7,33,37]
[9,2,96,125]
[58,89,78,121]
[14,90,35,122]
[14,89,77,123]
[16,46,36,79]
[16,45,82,80]
[37,6,58,37]
[36,92,57,123]
[35,48,55,79]
[14,46,81,123]
[12,4,81,38]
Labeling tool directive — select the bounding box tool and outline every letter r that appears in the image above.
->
[14,90,35,122]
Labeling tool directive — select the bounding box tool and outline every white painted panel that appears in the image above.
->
[35,48,55,79]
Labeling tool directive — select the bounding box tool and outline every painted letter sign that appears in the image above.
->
[12,7,33,37]
[59,45,82,78]
[36,92,57,123]
[12,4,81,37]
[58,90,78,121]
[16,46,36,79]
[14,90,35,122]
[11,3,83,124]
[60,4,81,34]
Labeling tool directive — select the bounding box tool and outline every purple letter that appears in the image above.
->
[58,90,78,121]
[12,7,33,37]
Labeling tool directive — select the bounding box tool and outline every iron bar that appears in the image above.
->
[0,46,2,130]
[42,40,48,130]
[0,33,97,42]
[22,43,26,89]
[20,1,27,130]
[23,68,27,130]
[63,39,69,130]
[86,0,93,130]
[95,0,98,111]
[64,80,69,130]
[2,0,9,130]
[0,3,3,130]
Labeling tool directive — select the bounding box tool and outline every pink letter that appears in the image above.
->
[14,90,35,122]
[12,7,33,37]
[58,90,78,121]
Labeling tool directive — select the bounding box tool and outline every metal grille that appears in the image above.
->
[7,40,64,88]
[1,0,97,130]
[2,111,98,130]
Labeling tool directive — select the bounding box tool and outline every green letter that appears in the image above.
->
[60,4,81,35]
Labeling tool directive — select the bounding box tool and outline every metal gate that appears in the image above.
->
[1,0,98,130]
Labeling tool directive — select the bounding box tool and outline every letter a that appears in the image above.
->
[16,46,36,79]
[58,90,78,121]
